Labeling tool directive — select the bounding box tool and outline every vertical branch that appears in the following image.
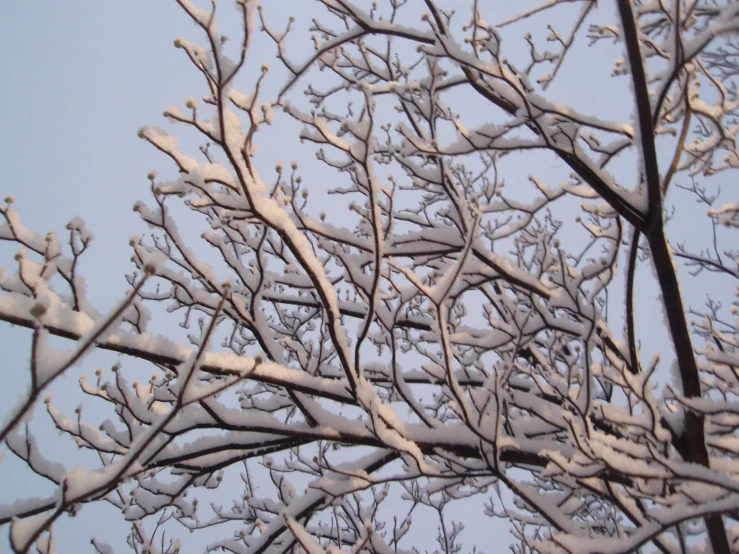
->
[625,227,641,375]
[615,0,661,221]
[617,2,729,551]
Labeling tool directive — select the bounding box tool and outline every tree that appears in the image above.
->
[1,0,738,552]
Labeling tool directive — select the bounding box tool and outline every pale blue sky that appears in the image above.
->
[0,1,195,305]
[0,3,201,550]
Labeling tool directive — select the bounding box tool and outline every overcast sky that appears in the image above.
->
[0,2,194,549]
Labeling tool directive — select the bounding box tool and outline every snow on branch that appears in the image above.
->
[1,1,738,553]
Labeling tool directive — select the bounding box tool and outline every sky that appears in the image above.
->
[0,1,195,304]
[0,1,731,552]
[0,2,199,550]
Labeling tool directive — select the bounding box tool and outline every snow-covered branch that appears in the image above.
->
[1,1,737,552]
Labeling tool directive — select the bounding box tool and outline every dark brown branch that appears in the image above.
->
[617,2,729,550]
